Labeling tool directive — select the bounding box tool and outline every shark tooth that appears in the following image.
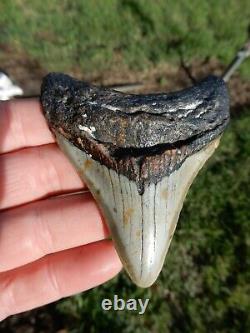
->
[41,73,230,288]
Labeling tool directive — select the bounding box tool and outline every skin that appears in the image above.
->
[0,98,122,321]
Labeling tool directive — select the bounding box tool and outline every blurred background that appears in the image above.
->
[0,0,249,332]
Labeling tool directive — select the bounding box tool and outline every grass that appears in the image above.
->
[0,0,250,76]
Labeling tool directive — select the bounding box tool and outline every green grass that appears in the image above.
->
[0,0,250,76]
[56,110,250,333]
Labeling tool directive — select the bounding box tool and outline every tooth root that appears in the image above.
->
[56,132,219,288]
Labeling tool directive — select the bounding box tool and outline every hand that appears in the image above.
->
[0,99,122,320]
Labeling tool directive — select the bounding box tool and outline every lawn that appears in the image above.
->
[0,0,250,76]
[0,1,249,332]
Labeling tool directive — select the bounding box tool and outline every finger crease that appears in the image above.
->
[33,205,54,256]
[15,105,28,147]
[46,256,61,299]
[44,152,64,193]
[0,273,16,318]
[37,147,63,193]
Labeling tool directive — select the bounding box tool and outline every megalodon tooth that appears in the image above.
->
[41,73,230,288]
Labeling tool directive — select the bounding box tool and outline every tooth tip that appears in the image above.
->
[118,238,169,288]
[130,278,155,288]
[127,269,160,288]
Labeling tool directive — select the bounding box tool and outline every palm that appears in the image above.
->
[0,99,121,320]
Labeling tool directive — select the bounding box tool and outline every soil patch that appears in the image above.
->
[1,46,250,112]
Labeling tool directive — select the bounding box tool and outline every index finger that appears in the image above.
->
[0,98,55,154]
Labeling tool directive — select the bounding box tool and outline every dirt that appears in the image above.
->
[1,45,250,113]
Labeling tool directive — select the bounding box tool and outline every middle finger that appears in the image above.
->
[0,143,85,210]
[0,192,108,272]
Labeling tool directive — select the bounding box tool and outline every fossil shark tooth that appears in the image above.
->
[41,73,230,288]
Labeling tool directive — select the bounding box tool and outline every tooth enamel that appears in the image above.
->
[55,132,219,287]
[41,73,230,287]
